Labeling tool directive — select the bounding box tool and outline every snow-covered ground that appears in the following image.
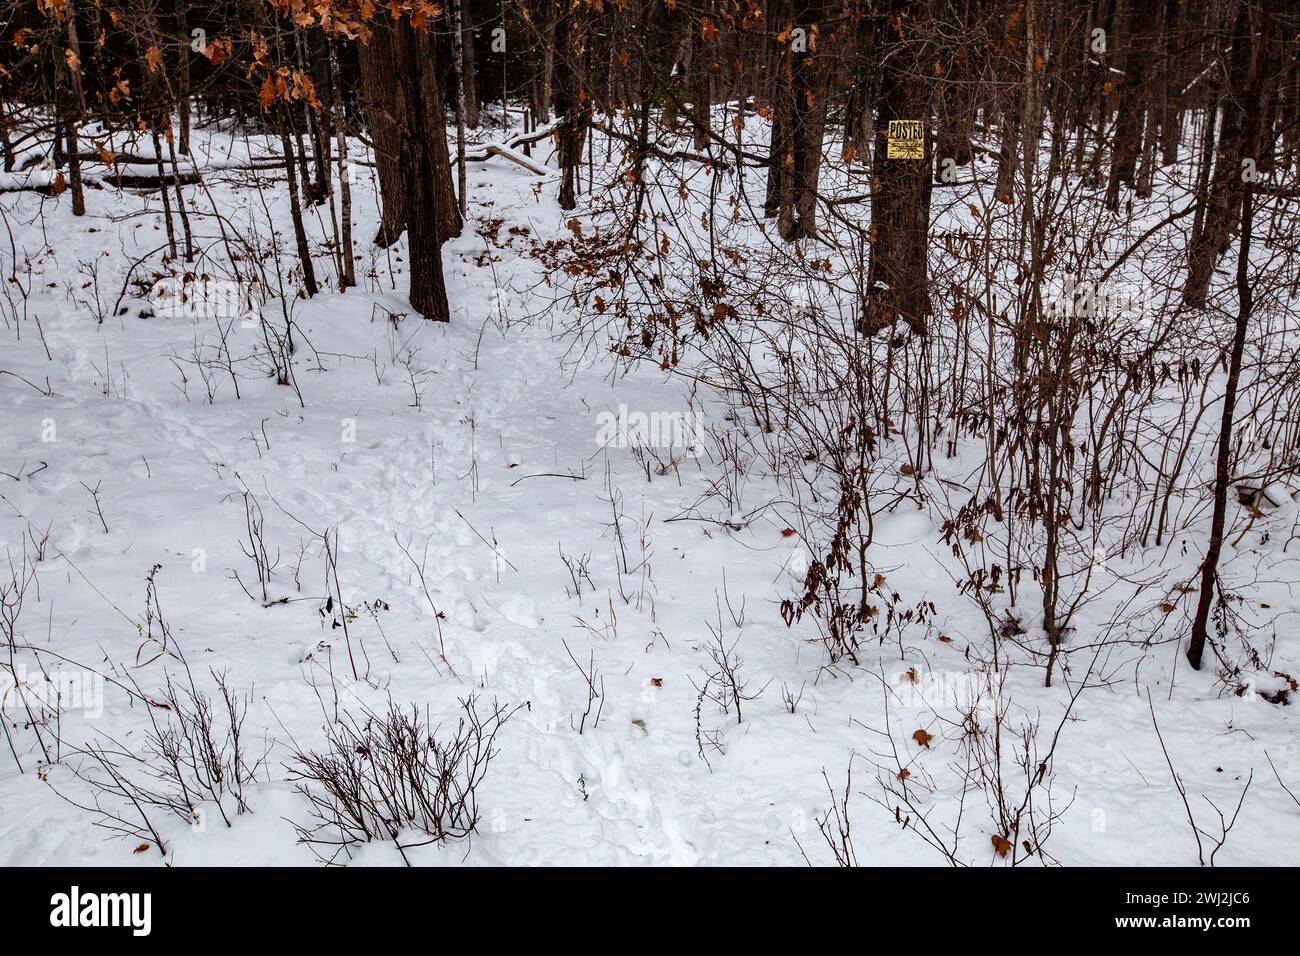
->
[0,117,1297,867]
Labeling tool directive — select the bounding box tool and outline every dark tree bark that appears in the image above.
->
[387,19,455,321]
[328,37,354,289]
[763,0,790,221]
[299,27,331,204]
[1106,0,1158,210]
[762,0,828,240]
[59,0,86,217]
[935,79,975,174]
[536,13,556,122]
[691,0,714,152]
[1188,10,1270,668]
[460,0,481,129]
[452,0,469,216]
[934,1,974,178]
[1159,0,1182,166]
[1188,187,1253,670]
[358,17,407,247]
[1,103,13,172]
[864,6,932,338]
[417,26,462,243]
[1187,80,1220,259]
[174,0,191,155]
[358,12,460,293]
[554,5,590,210]
[279,107,319,298]
[778,0,830,242]
[1183,5,1259,308]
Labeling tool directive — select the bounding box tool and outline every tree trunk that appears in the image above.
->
[417,26,462,242]
[692,1,714,152]
[452,0,469,217]
[1188,187,1254,670]
[279,110,319,298]
[298,28,331,204]
[175,0,191,155]
[1184,6,1259,308]
[864,3,932,337]
[1106,0,1157,211]
[554,6,590,210]
[934,3,974,177]
[1159,0,1181,166]
[391,18,452,321]
[778,0,830,242]
[329,38,355,289]
[460,0,480,129]
[358,17,407,247]
[1188,11,1269,668]
[994,101,1020,203]
[60,0,86,216]
[763,3,789,220]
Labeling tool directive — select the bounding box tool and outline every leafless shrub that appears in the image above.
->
[1150,692,1252,867]
[56,666,266,855]
[953,685,1077,866]
[1,546,51,768]
[561,639,603,734]
[690,627,769,771]
[167,324,242,404]
[79,480,109,534]
[692,680,726,771]
[796,765,860,867]
[314,527,366,681]
[558,543,594,599]
[73,254,113,325]
[1267,751,1300,810]
[231,489,281,605]
[603,472,657,614]
[693,628,768,726]
[396,344,432,410]
[287,695,513,865]
[135,564,175,667]
[865,655,1088,866]
[393,531,455,677]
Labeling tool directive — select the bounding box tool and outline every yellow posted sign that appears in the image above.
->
[887,120,925,159]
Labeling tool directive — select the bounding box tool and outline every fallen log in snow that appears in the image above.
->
[0,156,297,194]
[452,124,559,177]
[459,143,555,177]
